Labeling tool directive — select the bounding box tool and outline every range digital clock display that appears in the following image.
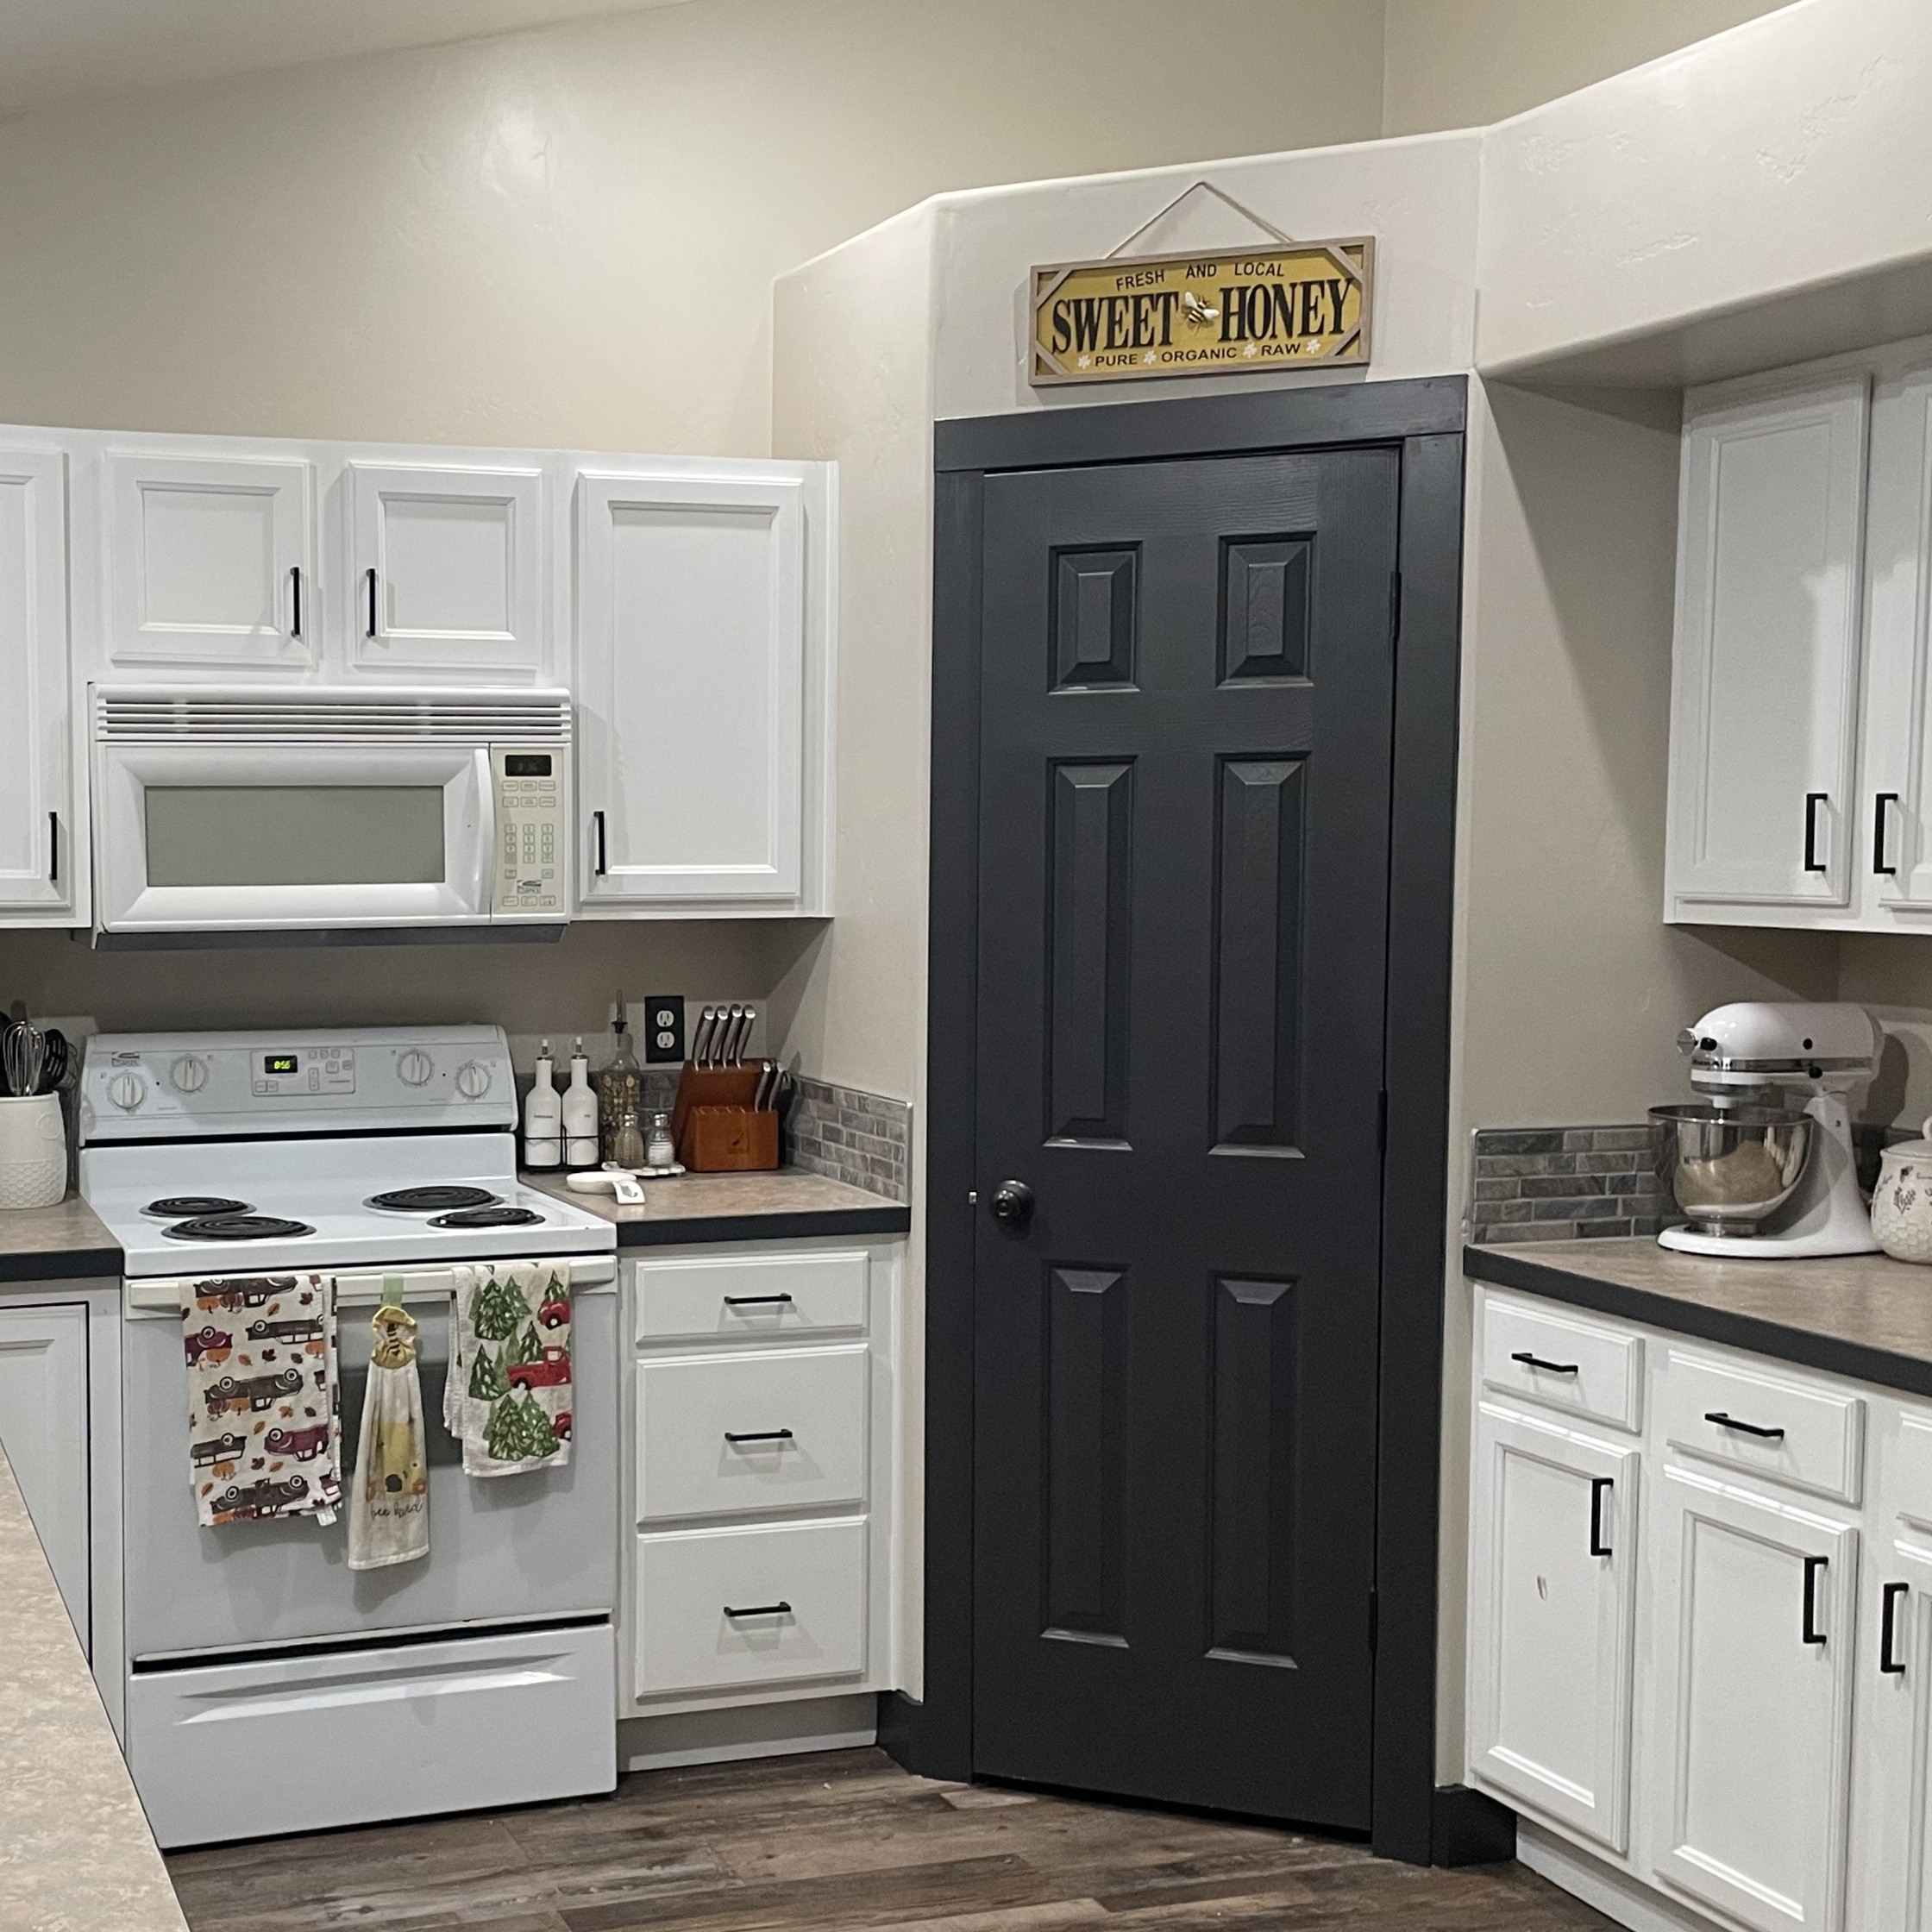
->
[263,1054,299,1076]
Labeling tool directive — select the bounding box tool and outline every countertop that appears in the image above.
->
[1465,1236,1932,1400]
[0,1440,188,1931]
[0,1193,122,1284]
[521,1167,910,1246]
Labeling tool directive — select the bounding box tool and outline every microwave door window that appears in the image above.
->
[143,787,447,888]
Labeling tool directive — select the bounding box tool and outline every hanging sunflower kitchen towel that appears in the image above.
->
[445,1259,574,1476]
[348,1299,430,1570]
[180,1273,341,1527]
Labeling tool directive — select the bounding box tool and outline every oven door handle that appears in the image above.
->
[125,1253,617,1314]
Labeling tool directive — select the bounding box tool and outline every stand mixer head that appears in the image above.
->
[1652,1001,1881,1259]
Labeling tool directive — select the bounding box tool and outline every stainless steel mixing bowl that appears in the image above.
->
[1649,1103,1813,1236]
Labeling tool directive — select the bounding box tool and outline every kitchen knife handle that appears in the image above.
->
[593,811,607,876]
[366,566,380,638]
[1876,793,1900,876]
[1804,792,1828,874]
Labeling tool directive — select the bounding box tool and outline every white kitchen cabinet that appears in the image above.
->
[1467,1401,1638,1854]
[347,461,547,677]
[0,1301,92,1647]
[0,447,76,919]
[104,451,314,670]
[575,465,832,914]
[1664,373,1869,918]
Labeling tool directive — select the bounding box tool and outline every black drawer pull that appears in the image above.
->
[724,1293,794,1307]
[1884,1580,1909,1674]
[724,1601,792,1619]
[1705,1409,1785,1441]
[1589,1477,1614,1557]
[1511,1350,1579,1376]
[724,1428,794,1446]
[1803,1554,1828,1645]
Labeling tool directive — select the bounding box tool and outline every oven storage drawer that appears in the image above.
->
[128,1620,615,1847]
[635,1518,866,1697]
[631,1248,869,1345]
[637,1346,869,1523]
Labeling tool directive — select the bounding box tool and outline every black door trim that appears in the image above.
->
[923,373,1466,1866]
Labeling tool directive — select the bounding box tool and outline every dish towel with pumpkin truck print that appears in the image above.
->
[443,1258,573,1476]
[179,1273,342,1527]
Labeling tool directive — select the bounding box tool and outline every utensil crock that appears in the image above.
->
[0,1094,66,1210]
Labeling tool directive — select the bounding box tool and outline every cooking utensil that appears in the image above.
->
[3,1020,46,1101]
[1872,1118,1932,1262]
[38,1028,71,1093]
[1650,1101,1813,1237]
[691,1007,718,1069]
[720,1005,745,1067]
[752,1061,776,1111]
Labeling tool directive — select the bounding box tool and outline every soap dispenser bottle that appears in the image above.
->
[523,1039,562,1169]
[561,1038,599,1169]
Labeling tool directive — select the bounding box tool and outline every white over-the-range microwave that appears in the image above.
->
[90,687,571,944]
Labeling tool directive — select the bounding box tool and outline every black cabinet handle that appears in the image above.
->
[289,565,303,638]
[724,1293,794,1307]
[724,1428,794,1446]
[1804,792,1828,873]
[1883,1580,1909,1674]
[366,567,380,638]
[1511,1350,1579,1376]
[724,1601,791,1619]
[1876,793,1900,876]
[1803,1554,1828,1645]
[592,811,607,875]
[47,812,58,885]
[1589,1476,1614,1557]
[1705,1410,1785,1441]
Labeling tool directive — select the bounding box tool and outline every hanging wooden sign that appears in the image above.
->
[1030,235,1374,387]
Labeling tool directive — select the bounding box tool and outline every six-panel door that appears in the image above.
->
[1468,1401,1638,1854]
[0,1302,91,1650]
[1650,1462,1858,1932]
[0,448,73,915]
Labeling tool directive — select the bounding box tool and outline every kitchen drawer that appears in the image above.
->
[632,1249,869,1345]
[1480,1292,1643,1433]
[635,1517,867,1697]
[637,1346,869,1523]
[1659,1347,1865,1504]
[128,1621,615,1847]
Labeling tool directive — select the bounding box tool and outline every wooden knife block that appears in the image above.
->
[672,1065,780,1173]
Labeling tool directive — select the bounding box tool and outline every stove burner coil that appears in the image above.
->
[428,1206,545,1229]
[162,1214,317,1243]
[144,1195,253,1220]
[367,1186,502,1214]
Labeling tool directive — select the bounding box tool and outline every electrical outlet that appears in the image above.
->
[644,994,687,1063]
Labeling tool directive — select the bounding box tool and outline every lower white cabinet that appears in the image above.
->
[0,1299,93,1646]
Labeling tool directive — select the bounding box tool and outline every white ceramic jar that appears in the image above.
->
[1872,1118,1932,1263]
[0,1094,66,1211]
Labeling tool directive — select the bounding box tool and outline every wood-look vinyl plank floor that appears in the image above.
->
[165,1747,1615,1932]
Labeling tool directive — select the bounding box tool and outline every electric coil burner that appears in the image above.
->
[367,1185,501,1214]
[162,1214,316,1243]
[430,1205,545,1229]
[144,1195,252,1220]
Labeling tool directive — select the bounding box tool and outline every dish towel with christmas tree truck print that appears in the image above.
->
[444,1258,574,1476]
[178,1272,342,1527]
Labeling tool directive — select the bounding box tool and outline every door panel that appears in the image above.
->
[972,447,1398,1827]
[0,448,72,913]
[0,1302,91,1648]
[1847,1541,1932,1931]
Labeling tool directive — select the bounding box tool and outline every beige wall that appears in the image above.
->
[1382,0,1797,136]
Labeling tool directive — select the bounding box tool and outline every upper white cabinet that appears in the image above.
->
[348,461,546,676]
[0,447,77,919]
[104,453,315,671]
[1665,375,1869,917]
[575,465,831,915]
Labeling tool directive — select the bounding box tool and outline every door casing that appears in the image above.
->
[920,375,1467,1863]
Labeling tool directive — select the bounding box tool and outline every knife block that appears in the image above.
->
[672,1066,780,1172]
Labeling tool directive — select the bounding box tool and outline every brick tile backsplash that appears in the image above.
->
[1468,1124,1675,1245]
[784,1076,911,1203]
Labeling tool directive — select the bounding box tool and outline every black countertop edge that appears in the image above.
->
[0,1245,123,1285]
[1463,1244,1932,1403]
[614,1207,911,1248]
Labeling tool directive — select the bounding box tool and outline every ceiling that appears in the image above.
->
[0,0,694,118]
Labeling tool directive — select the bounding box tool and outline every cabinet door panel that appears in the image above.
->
[0,448,72,913]
[1847,1543,1932,1931]
[1652,1464,1856,1932]
[0,1302,91,1649]
[1666,378,1868,912]
[576,472,804,904]
[1468,1402,1637,1851]
[105,454,312,668]
[348,462,545,675]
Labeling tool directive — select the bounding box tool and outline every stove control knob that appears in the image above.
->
[169,1054,210,1095]
[455,1060,492,1101]
[108,1071,147,1112]
[397,1051,435,1088]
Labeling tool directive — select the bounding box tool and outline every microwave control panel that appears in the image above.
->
[492,748,566,916]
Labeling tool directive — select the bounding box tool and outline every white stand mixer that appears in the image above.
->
[1655,1001,1880,1259]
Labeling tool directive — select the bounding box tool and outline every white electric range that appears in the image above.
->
[78,1026,620,1848]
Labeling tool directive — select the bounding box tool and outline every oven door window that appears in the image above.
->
[144,787,446,888]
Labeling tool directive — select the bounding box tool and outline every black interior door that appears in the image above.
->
[970,446,1401,1827]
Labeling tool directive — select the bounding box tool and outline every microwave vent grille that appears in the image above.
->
[96,692,571,743]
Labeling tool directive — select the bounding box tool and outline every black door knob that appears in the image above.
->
[989,1180,1035,1228]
